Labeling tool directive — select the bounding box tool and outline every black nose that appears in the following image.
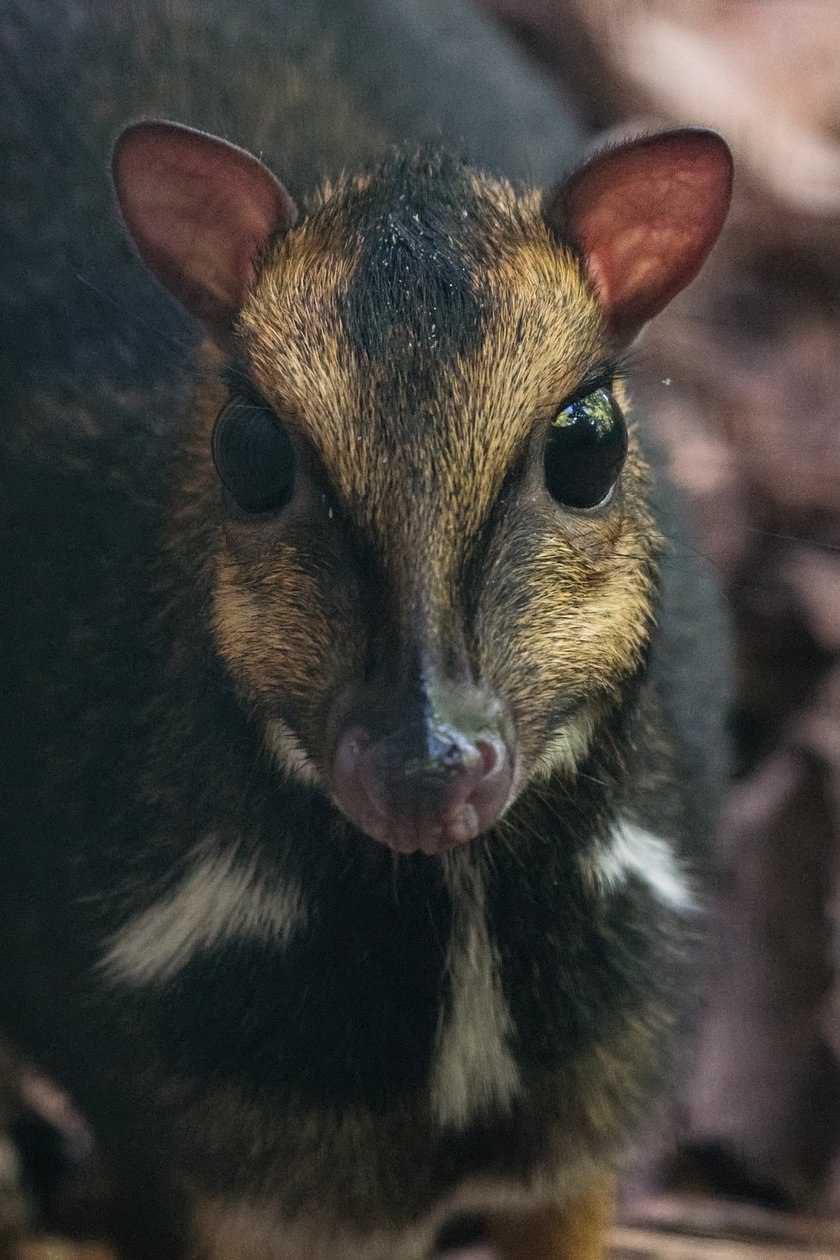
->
[330,712,513,855]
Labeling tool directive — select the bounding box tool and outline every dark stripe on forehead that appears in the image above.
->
[338,150,492,393]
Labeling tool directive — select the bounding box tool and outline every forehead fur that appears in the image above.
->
[240,148,607,565]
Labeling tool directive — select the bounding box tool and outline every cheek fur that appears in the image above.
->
[476,511,657,778]
[212,546,366,755]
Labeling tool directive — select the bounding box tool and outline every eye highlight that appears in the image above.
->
[213,396,296,515]
[543,386,628,510]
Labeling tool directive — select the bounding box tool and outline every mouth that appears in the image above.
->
[337,792,488,856]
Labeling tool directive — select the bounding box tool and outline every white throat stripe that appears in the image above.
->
[430,849,521,1131]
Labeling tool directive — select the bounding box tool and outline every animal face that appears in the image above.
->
[114,125,732,852]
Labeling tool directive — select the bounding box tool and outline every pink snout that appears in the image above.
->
[330,723,512,855]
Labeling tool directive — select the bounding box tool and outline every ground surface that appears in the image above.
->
[8,1198,840,1259]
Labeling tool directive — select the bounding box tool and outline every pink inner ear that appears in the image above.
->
[113,122,298,337]
[558,130,733,342]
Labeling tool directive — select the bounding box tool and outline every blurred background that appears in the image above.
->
[2,1,839,1256]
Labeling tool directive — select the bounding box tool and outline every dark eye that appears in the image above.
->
[543,386,627,509]
[213,397,296,514]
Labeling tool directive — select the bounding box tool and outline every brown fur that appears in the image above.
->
[207,168,657,787]
[2,4,729,1258]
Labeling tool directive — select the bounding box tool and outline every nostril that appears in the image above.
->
[474,735,505,780]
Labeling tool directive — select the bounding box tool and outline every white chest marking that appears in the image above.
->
[594,820,697,912]
[429,848,521,1131]
[101,847,307,985]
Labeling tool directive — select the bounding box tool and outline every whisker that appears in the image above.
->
[75,272,196,354]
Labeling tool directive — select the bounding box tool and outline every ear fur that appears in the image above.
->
[112,121,298,339]
[547,129,733,343]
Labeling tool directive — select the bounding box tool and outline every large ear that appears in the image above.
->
[546,129,732,344]
[112,121,298,340]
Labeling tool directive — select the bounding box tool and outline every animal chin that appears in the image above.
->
[339,797,484,855]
